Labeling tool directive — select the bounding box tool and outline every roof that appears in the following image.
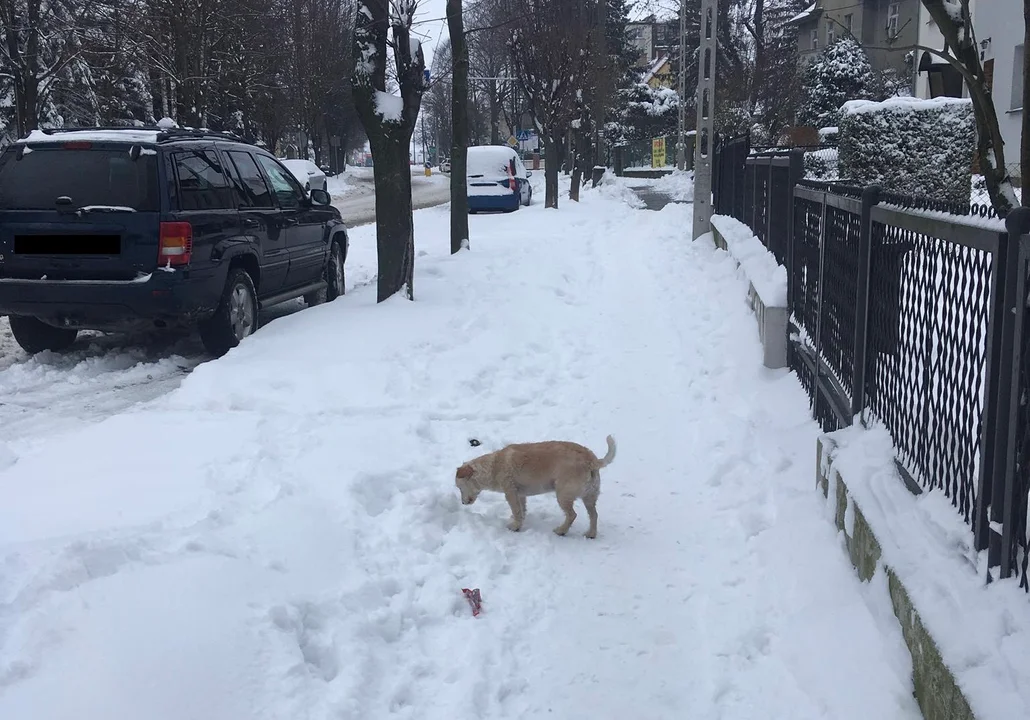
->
[785,2,821,26]
[642,54,672,85]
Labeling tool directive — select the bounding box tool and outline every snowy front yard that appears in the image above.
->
[0,185,920,719]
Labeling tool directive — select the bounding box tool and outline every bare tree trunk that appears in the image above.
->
[544,133,560,208]
[749,0,765,114]
[352,0,426,301]
[8,0,41,136]
[489,80,501,145]
[1023,0,1029,205]
[591,0,607,184]
[368,133,416,300]
[447,0,470,253]
[570,116,591,201]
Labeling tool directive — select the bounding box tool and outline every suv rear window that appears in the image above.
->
[0,146,159,211]
[172,149,234,211]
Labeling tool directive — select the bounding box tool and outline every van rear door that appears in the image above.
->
[0,142,161,281]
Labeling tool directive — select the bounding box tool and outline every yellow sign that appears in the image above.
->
[507,135,518,148]
[651,137,666,168]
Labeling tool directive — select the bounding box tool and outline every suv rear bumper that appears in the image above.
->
[0,266,224,332]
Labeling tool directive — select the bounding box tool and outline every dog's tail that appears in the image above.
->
[594,435,617,469]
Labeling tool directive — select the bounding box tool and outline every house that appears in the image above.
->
[974,0,1023,179]
[786,0,923,93]
[627,15,679,70]
[642,54,675,90]
[912,2,976,99]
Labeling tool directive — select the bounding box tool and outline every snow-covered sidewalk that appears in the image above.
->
[0,187,920,719]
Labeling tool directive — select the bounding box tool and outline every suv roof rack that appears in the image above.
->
[35,126,250,144]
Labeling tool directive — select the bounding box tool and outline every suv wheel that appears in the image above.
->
[304,238,346,306]
[8,316,78,354]
[199,268,258,357]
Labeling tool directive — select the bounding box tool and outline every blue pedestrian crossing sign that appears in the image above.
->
[515,130,533,141]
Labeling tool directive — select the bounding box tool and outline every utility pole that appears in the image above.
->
[692,0,717,240]
[676,0,688,171]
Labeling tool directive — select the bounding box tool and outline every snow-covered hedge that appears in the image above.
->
[608,84,679,144]
[804,147,840,181]
[838,96,975,205]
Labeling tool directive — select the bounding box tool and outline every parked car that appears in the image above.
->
[0,127,349,357]
[466,146,532,213]
[440,158,451,173]
[281,158,328,193]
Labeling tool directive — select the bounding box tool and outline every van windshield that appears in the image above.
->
[0,146,159,211]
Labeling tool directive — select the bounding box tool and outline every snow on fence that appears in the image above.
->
[709,214,789,369]
[713,134,1030,592]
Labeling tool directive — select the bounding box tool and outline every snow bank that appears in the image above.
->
[326,172,349,196]
[710,214,788,307]
[839,96,975,205]
[654,169,695,201]
[595,170,646,208]
[825,424,1030,720]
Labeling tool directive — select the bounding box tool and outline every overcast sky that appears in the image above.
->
[412,0,449,70]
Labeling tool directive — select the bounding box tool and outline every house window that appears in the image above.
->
[1013,45,1025,110]
[811,28,819,50]
[826,19,835,45]
[844,13,853,35]
[887,2,900,38]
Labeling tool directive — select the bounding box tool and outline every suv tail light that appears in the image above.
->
[159,222,193,267]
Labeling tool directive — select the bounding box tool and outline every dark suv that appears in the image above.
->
[0,127,349,357]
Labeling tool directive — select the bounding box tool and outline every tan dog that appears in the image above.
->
[455,435,617,538]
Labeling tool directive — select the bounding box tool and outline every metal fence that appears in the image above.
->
[713,136,1030,591]
[613,137,673,174]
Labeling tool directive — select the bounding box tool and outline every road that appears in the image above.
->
[0,167,453,460]
[331,166,452,227]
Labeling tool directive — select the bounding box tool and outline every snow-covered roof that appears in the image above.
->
[785,2,821,26]
[21,129,162,145]
[642,54,672,85]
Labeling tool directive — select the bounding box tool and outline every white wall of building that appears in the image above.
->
[914,1,977,99]
[975,0,1023,175]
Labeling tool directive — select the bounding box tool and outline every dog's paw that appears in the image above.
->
[553,526,569,536]
[507,519,523,532]
[584,529,597,539]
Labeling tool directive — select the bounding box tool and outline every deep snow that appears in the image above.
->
[0,181,922,719]
[826,424,1030,720]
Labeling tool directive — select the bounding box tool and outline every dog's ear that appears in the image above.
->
[456,464,474,479]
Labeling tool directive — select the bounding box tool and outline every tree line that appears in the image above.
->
[0,0,365,163]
